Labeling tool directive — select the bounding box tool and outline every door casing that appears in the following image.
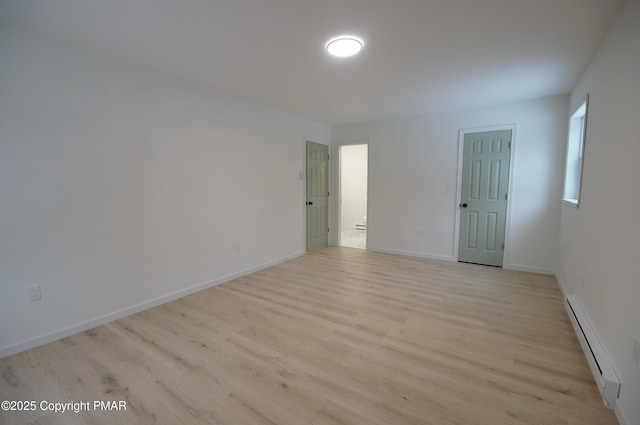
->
[454,125,517,267]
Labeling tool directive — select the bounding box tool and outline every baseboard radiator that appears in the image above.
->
[565,296,620,409]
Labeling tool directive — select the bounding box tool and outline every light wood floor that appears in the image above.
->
[0,247,618,425]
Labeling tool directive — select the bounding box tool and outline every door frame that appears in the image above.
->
[453,124,517,267]
[304,138,330,252]
[337,141,370,250]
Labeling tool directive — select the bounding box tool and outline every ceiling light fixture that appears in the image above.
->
[326,36,363,57]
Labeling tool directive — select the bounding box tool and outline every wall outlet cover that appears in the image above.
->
[28,285,41,302]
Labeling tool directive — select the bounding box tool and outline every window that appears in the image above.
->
[563,95,589,206]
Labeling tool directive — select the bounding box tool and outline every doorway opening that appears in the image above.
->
[339,144,368,249]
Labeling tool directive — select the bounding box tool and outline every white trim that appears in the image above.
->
[562,198,579,208]
[369,246,455,263]
[562,94,589,207]
[336,140,370,250]
[0,251,303,359]
[554,272,570,299]
[503,264,555,275]
[615,400,630,425]
[454,124,517,267]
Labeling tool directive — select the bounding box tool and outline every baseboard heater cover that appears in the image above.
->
[565,296,620,409]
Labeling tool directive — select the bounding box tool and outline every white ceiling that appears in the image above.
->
[0,0,624,125]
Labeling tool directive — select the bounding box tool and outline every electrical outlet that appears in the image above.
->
[234,242,241,252]
[418,229,425,238]
[28,285,41,302]
[632,338,640,367]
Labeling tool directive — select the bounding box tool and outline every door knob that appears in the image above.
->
[460,203,468,208]
[306,201,314,205]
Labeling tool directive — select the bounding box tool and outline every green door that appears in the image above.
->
[306,141,329,251]
[458,130,511,267]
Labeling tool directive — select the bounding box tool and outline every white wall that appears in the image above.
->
[557,1,640,423]
[0,26,330,357]
[332,96,568,272]
[340,144,368,229]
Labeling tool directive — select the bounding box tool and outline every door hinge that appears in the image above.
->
[505,193,508,201]
[508,142,512,149]
[327,227,329,233]
[502,243,505,250]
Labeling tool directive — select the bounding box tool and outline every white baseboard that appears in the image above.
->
[368,247,455,263]
[366,248,556,275]
[554,272,570,299]
[504,263,555,275]
[367,249,558,274]
[615,399,629,425]
[0,251,304,359]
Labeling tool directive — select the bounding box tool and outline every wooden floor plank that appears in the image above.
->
[0,247,618,424]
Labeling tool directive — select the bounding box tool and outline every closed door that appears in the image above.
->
[306,141,329,251]
[458,130,511,267]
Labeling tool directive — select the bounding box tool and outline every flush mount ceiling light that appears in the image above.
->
[326,36,363,57]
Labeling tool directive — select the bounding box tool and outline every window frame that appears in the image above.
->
[563,94,590,207]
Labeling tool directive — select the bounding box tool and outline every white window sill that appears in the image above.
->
[562,199,580,208]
